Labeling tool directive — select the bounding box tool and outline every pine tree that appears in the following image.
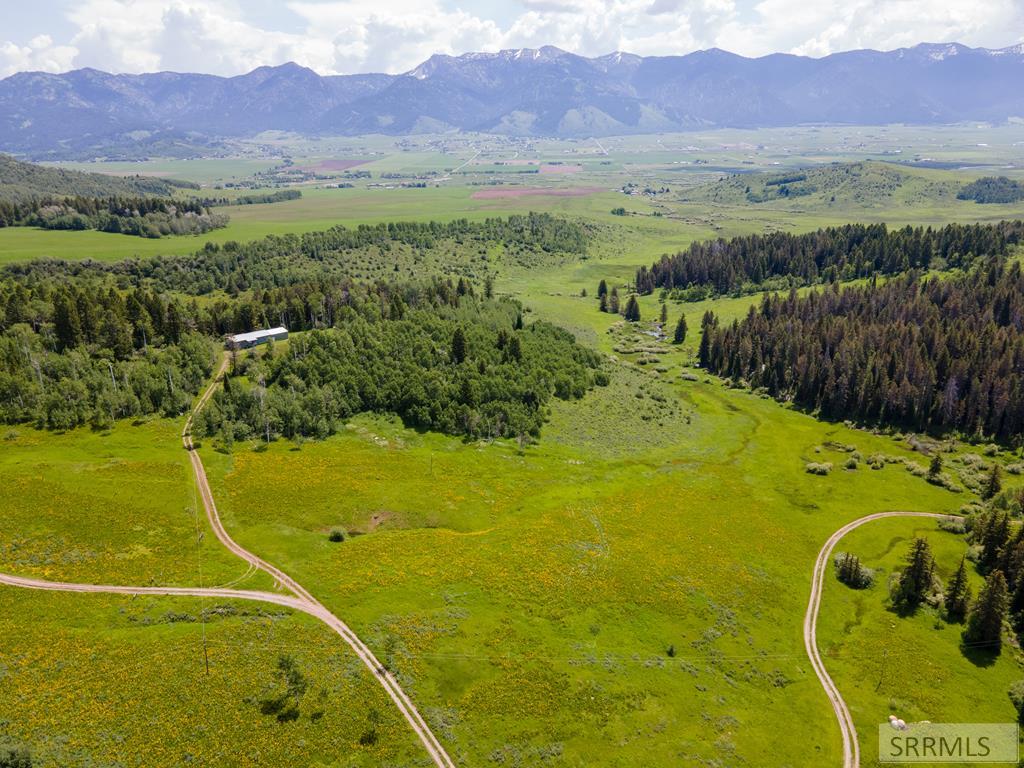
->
[659,303,668,324]
[894,537,935,608]
[597,279,608,299]
[673,313,688,345]
[928,453,943,479]
[963,569,1009,652]
[599,294,608,313]
[624,295,641,322]
[945,556,971,622]
[836,552,870,588]
[507,334,522,362]
[979,510,1011,572]
[165,300,184,344]
[697,311,717,368]
[983,464,1003,500]
[609,287,620,315]
[1011,569,1024,620]
[451,327,467,364]
[53,292,83,351]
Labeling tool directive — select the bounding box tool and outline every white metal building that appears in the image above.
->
[225,326,289,350]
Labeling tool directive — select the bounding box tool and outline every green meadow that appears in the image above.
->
[3,127,1024,766]
[819,516,1022,768]
[0,421,424,767]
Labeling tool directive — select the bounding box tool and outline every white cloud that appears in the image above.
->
[709,0,1024,59]
[0,34,77,77]
[0,0,1022,78]
[288,0,505,74]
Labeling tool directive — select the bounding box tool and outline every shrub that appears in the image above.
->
[937,516,967,534]
[824,440,857,453]
[835,552,873,588]
[866,453,886,470]
[805,462,833,476]
[0,742,32,768]
[359,729,379,746]
[905,461,928,478]
[1009,681,1024,724]
[328,529,345,543]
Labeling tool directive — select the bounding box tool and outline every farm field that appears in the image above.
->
[3,125,1024,767]
[4,123,1024,265]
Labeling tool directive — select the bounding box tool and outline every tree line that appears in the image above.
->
[0,276,216,429]
[635,221,1024,298]
[883,504,1024,658]
[0,194,228,238]
[957,177,1024,205]
[3,212,589,295]
[699,261,1024,441]
[195,286,603,444]
[0,266,603,439]
[199,189,303,207]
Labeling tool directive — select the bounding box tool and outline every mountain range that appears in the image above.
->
[2,42,1023,157]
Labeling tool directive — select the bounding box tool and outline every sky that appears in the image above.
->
[2,0,1023,78]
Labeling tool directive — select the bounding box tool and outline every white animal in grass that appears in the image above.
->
[888,714,908,730]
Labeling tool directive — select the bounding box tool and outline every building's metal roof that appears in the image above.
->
[227,327,288,344]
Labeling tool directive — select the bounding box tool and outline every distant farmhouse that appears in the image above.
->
[226,326,288,350]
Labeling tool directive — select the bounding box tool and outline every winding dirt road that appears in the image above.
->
[803,510,947,768]
[1,349,957,768]
[1,354,457,768]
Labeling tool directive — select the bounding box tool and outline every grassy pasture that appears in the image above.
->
[200,362,971,765]
[818,517,1022,767]
[4,127,1024,766]
[0,589,424,767]
[0,419,247,587]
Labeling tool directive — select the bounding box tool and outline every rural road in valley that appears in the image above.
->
[0,354,457,768]
[1,352,956,768]
[804,510,947,768]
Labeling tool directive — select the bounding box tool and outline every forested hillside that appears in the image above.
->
[4,213,589,293]
[195,293,602,443]
[680,162,946,209]
[0,195,228,238]
[0,154,222,238]
[0,215,600,437]
[0,154,193,201]
[958,177,1024,204]
[637,221,1024,298]
[699,261,1024,440]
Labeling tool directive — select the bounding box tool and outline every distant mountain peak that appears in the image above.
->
[2,42,1023,156]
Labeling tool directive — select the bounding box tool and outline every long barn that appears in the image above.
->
[225,327,289,350]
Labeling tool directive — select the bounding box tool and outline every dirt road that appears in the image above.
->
[1,353,457,768]
[804,510,947,768]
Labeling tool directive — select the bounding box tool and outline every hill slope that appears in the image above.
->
[2,42,1024,155]
[679,161,963,210]
[0,154,188,201]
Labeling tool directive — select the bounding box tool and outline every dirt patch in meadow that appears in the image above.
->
[471,186,603,200]
[539,164,583,174]
[344,510,399,536]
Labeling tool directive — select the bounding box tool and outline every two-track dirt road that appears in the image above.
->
[0,353,457,768]
[0,348,956,768]
[803,510,947,768]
